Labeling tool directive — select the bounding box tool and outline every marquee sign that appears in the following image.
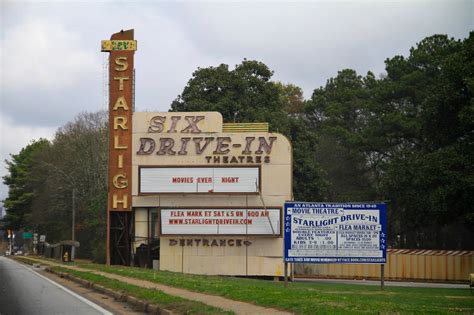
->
[103,29,137,266]
[132,112,284,167]
[161,208,281,235]
[100,30,293,275]
[106,30,136,212]
[284,202,387,263]
[139,167,260,193]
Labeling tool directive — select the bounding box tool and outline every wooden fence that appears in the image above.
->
[294,249,474,282]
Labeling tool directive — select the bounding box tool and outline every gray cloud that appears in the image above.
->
[172,1,472,96]
[0,0,472,202]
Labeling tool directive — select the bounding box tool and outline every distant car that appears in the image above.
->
[14,250,23,255]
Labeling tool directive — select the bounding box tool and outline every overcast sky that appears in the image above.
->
[0,0,472,203]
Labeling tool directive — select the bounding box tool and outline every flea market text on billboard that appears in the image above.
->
[284,202,387,264]
[161,208,281,235]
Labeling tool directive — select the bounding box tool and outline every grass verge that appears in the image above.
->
[11,257,231,315]
[51,266,233,315]
[76,263,474,314]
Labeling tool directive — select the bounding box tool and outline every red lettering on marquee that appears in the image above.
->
[197,177,212,183]
[172,177,193,183]
[221,177,239,183]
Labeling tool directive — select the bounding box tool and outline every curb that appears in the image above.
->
[39,265,174,315]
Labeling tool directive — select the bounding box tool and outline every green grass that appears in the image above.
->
[75,263,474,314]
[12,255,82,268]
[15,256,474,314]
[51,266,232,315]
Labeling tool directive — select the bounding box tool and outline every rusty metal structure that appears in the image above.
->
[109,212,133,265]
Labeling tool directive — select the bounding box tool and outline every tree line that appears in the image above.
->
[2,33,473,260]
[2,113,108,261]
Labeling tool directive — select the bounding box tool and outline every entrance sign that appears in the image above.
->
[140,167,260,193]
[161,208,281,235]
[284,202,386,263]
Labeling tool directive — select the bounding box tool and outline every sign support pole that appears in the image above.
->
[284,262,288,288]
[380,264,385,290]
[291,262,294,281]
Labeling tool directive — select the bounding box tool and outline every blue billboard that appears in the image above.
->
[284,202,387,264]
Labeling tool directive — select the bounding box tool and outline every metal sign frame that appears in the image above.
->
[284,202,387,264]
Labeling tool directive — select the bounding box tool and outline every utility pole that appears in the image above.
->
[72,188,76,260]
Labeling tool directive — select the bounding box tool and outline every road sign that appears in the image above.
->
[39,235,46,242]
[22,232,33,239]
[284,202,387,264]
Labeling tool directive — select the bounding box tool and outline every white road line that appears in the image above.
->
[14,259,113,315]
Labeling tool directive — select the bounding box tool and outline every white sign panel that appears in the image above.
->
[161,208,281,235]
[140,167,259,193]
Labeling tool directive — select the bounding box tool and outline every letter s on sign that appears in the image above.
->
[148,116,166,133]
[115,57,128,71]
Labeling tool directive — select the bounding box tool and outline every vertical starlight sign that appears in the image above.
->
[284,202,387,263]
[102,30,137,264]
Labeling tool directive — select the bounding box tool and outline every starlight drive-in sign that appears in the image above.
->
[161,208,281,235]
[140,167,260,193]
[284,202,387,263]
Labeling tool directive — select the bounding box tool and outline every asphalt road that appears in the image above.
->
[0,256,112,315]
